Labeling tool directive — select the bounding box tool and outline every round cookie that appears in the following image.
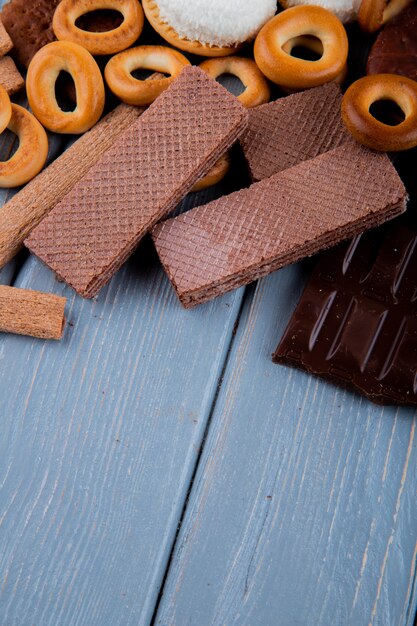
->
[142,0,277,56]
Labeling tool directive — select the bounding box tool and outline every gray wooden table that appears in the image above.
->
[0,6,416,624]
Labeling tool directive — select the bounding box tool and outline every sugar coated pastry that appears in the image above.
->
[27,41,105,134]
[254,6,348,91]
[278,0,361,23]
[359,0,413,32]
[142,0,277,56]
[199,57,271,108]
[105,45,190,106]
[341,74,417,151]
[53,0,144,56]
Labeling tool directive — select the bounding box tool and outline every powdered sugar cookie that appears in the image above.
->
[278,0,361,23]
[142,0,277,56]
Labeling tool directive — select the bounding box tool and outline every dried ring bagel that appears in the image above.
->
[341,74,417,151]
[27,41,105,134]
[358,0,413,32]
[53,0,144,56]
[105,45,190,106]
[254,5,349,91]
[191,153,231,193]
[199,57,271,108]
[0,84,12,135]
[0,104,48,188]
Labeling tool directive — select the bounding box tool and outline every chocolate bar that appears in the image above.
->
[367,3,417,82]
[25,68,248,298]
[240,82,352,183]
[273,214,417,405]
[152,142,407,308]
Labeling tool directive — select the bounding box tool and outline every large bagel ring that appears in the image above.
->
[104,45,190,106]
[358,0,413,32]
[341,74,417,151]
[0,84,12,134]
[254,6,349,91]
[0,104,48,187]
[27,41,105,134]
[199,57,271,108]
[53,0,144,56]
[191,152,231,193]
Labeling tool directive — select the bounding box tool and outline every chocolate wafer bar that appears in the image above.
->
[0,15,12,57]
[25,67,248,298]
[1,0,121,68]
[0,56,24,94]
[240,83,352,183]
[273,217,417,405]
[152,143,407,308]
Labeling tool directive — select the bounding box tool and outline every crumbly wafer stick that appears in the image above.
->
[0,103,145,269]
[0,17,12,57]
[0,284,66,339]
[0,56,24,95]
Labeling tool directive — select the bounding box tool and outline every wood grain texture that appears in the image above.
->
[0,248,244,625]
[156,267,417,626]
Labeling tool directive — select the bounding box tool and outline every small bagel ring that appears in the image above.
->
[192,152,231,193]
[199,57,271,108]
[104,45,190,106]
[0,104,48,188]
[53,0,144,56]
[358,0,413,32]
[27,41,105,134]
[0,84,12,135]
[341,74,417,152]
[254,5,349,91]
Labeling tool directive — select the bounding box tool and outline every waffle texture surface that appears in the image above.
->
[152,143,407,307]
[240,82,352,182]
[25,67,248,298]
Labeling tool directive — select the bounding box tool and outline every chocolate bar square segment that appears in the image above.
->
[25,67,248,298]
[273,219,417,405]
[240,83,352,183]
[152,143,407,308]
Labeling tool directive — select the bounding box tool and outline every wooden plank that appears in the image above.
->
[155,267,417,626]
[0,244,244,625]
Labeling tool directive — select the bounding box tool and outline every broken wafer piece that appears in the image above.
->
[0,15,12,57]
[152,142,407,308]
[240,82,352,183]
[0,284,66,340]
[1,0,122,68]
[273,218,417,405]
[0,56,24,94]
[25,67,248,298]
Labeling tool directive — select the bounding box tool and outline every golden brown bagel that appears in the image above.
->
[341,74,417,151]
[199,57,271,108]
[105,46,190,106]
[358,0,413,32]
[53,0,144,56]
[27,41,105,134]
[142,0,239,57]
[254,6,349,91]
[0,105,48,187]
[191,153,231,193]
[0,84,12,135]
